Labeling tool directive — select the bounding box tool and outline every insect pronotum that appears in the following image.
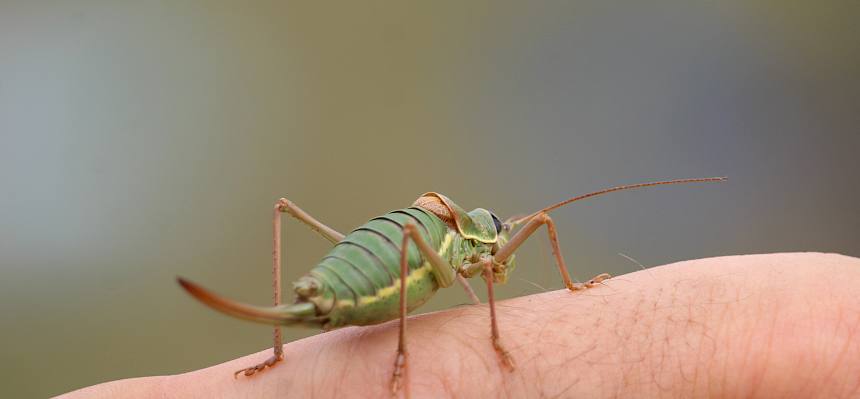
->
[177,177,726,394]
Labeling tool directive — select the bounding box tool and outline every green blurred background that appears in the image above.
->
[2,1,858,396]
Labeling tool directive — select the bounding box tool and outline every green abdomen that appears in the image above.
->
[308,207,449,327]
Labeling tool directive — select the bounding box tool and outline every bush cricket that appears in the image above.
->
[178,176,726,395]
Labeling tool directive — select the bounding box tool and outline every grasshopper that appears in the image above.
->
[178,177,725,394]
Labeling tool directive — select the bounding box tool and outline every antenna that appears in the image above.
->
[509,177,727,226]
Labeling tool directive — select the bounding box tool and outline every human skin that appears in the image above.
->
[59,253,860,398]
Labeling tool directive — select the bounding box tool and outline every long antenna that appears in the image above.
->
[509,177,726,226]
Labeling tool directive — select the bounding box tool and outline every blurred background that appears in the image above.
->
[2,1,858,396]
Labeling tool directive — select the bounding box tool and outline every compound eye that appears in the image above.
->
[491,213,503,233]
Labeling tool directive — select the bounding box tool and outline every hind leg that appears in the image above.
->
[235,198,344,378]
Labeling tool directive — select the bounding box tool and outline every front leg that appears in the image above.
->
[494,212,611,291]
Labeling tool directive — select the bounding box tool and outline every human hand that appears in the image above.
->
[59,253,860,398]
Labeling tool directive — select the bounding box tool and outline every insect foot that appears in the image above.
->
[565,273,612,291]
[390,350,407,395]
[233,353,283,378]
[493,337,516,371]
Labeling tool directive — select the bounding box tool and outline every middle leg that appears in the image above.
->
[482,259,516,370]
[390,223,460,395]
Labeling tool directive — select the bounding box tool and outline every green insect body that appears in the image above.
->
[315,194,515,328]
[184,192,514,330]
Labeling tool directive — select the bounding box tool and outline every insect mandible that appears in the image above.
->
[177,177,726,394]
